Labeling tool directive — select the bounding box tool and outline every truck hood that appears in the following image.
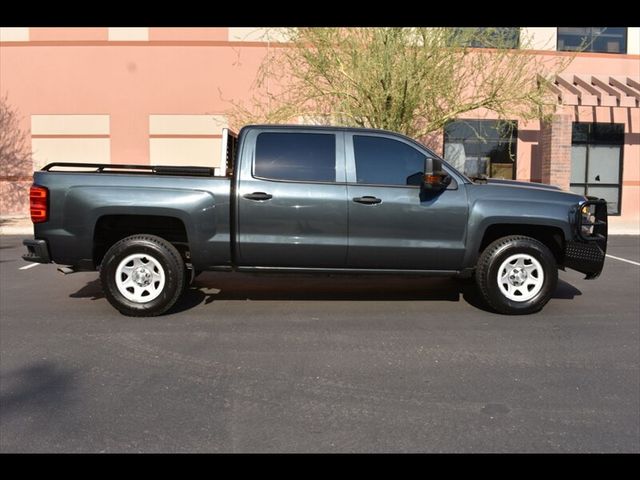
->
[484,178,563,192]
[468,177,585,204]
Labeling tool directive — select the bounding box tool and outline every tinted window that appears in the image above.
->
[557,27,627,54]
[255,132,336,182]
[353,136,426,186]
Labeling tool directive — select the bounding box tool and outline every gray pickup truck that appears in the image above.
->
[22,124,608,316]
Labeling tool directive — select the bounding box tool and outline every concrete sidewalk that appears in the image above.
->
[0,216,33,236]
[2,215,638,235]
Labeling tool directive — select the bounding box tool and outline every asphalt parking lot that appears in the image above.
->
[1,234,638,453]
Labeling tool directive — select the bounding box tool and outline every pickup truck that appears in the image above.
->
[22,124,608,316]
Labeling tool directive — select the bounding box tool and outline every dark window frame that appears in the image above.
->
[557,27,627,54]
[252,131,340,185]
[443,119,518,180]
[570,122,624,216]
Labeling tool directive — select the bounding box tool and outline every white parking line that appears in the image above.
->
[19,263,40,270]
[606,254,640,267]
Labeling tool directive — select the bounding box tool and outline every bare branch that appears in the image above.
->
[225,28,573,143]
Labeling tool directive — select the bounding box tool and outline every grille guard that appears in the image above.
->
[565,198,608,279]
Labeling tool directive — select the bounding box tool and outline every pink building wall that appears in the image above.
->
[1,27,639,231]
[0,38,268,165]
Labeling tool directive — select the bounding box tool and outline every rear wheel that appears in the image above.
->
[100,234,185,317]
[476,235,558,315]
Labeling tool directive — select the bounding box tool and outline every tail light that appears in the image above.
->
[29,185,48,223]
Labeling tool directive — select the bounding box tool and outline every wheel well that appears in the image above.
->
[93,215,189,267]
[479,224,565,265]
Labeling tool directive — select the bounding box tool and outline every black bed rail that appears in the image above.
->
[41,162,215,177]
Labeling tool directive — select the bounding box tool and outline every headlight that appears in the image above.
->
[580,204,595,236]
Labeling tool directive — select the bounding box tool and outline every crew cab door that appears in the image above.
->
[345,132,468,270]
[236,128,348,268]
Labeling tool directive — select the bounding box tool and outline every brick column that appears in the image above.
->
[540,113,572,191]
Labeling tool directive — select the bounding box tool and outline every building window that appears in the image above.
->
[254,132,336,183]
[557,27,627,54]
[443,120,517,180]
[570,123,624,215]
[451,28,520,49]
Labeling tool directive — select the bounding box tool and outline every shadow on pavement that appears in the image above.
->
[174,274,581,314]
[68,274,582,315]
[0,362,76,419]
[69,279,104,300]
[552,279,582,300]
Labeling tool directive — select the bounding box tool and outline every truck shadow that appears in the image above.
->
[68,274,582,315]
[172,273,582,314]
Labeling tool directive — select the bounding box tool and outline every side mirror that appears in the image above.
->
[422,157,452,191]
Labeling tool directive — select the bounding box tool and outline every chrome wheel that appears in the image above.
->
[496,253,544,302]
[115,253,165,303]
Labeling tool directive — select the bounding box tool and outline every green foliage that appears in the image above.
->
[228,28,572,141]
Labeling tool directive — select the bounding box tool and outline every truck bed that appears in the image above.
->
[32,166,233,270]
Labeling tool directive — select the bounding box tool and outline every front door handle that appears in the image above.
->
[353,196,382,205]
[243,192,273,201]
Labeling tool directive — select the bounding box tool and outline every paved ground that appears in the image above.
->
[1,235,638,453]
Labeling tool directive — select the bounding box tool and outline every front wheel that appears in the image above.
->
[476,235,558,315]
[100,234,186,317]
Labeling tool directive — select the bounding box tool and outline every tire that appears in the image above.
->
[100,234,186,317]
[475,235,558,315]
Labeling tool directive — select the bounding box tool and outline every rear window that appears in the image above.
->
[254,132,336,182]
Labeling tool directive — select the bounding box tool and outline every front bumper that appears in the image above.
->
[564,199,608,279]
[22,239,51,264]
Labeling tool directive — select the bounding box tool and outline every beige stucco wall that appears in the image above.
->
[149,115,227,135]
[521,27,557,51]
[148,114,228,172]
[627,28,640,55]
[108,28,149,41]
[31,114,110,135]
[228,28,289,42]
[0,27,29,42]
[30,114,111,170]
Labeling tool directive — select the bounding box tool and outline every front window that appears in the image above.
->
[570,123,624,215]
[557,27,627,54]
[352,135,426,186]
[443,119,517,180]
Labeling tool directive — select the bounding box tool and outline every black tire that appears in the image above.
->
[475,235,558,315]
[100,234,186,317]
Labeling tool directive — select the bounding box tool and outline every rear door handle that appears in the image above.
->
[243,192,273,201]
[353,196,382,205]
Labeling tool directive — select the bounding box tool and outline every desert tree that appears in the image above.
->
[227,27,572,143]
[0,94,33,215]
